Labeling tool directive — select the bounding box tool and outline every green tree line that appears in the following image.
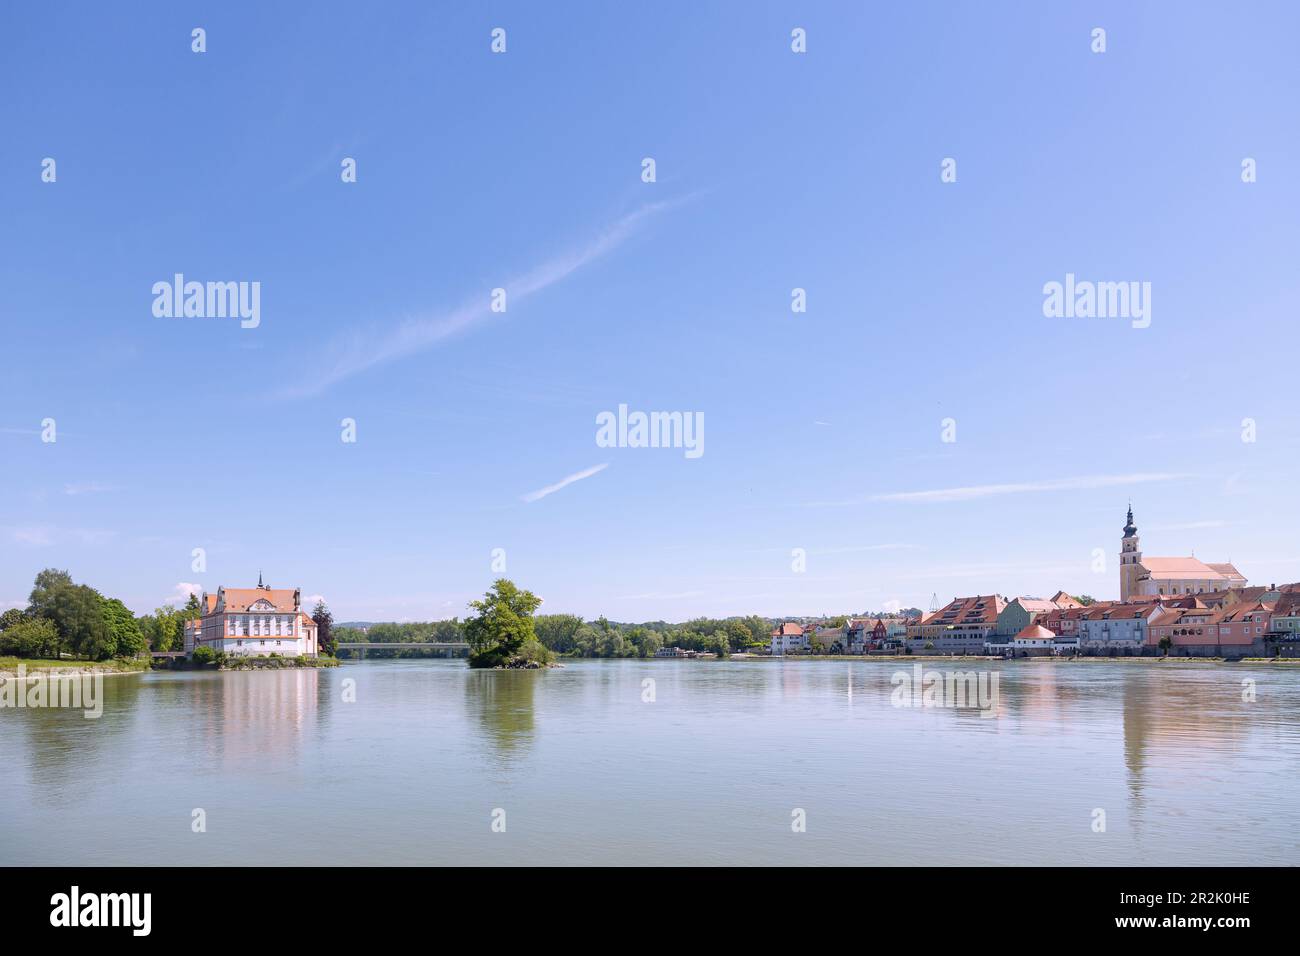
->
[0,568,202,661]
[332,604,773,660]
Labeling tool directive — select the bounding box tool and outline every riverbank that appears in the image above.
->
[739,653,1300,665]
[216,655,340,671]
[0,656,152,679]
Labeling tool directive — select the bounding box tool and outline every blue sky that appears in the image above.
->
[2,2,1298,621]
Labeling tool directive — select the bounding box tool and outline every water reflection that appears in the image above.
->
[4,672,147,789]
[2,660,1297,865]
[184,669,322,768]
[463,669,539,761]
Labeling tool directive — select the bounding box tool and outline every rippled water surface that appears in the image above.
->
[2,659,1297,865]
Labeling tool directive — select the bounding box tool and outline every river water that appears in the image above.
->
[2,659,1296,865]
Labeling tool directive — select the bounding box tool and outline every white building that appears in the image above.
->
[192,579,319,658]
[770,622,809,655]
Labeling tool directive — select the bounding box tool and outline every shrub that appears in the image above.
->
[0,617,60,658]
[191,645,217,665]
[517,638,554,666]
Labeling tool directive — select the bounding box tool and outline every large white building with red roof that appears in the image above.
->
[770,622,809,655]
[1118,506,1246,601]
[188,577,319,658]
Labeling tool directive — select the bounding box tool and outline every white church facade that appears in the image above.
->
[1119,507,1246,601]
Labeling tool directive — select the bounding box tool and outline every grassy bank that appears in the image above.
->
[216,655,341,671]
[0,656,152,677]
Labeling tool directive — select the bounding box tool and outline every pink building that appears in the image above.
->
[191,580,319,658]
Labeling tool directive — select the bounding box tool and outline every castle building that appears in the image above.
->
[1118,506,1246,601]
[189,576,319,658]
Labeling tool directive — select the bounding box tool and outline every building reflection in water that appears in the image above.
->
[188,669,321,768]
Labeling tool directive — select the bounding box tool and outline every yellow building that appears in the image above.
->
[1118,507,1246,601]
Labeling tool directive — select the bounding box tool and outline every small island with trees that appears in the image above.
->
[464,579,557,669]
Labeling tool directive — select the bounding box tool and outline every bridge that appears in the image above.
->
[150,651,186,659]
[335,642,469,659]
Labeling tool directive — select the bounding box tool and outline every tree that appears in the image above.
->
[28,568,73,615]
[1077,595,1097,606]
[464,579,543,668]
[312,600,336,656]
[0,617,59,658]
[535,614,583,654]
[1158,636,1172,657]
[142,604,184,653]
[740,615,769,646]
[0,607,28,633]
[101,598,147,658]
[28,569,107,659]
[725,620,751,652]
[571,623,600,657]
[596,627,629,658]
[27,568,72,655]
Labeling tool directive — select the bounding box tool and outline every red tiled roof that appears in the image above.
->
[1014,623,1056,641]
[928,595,1006,627]
[218,587,299,613]
[1142,557,1244,581]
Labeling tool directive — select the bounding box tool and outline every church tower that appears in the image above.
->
[1119,505,1142,602]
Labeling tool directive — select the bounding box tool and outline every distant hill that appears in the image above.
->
[338,622,379,630]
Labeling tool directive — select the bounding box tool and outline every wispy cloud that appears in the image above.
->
[278,198,692,399]
[1148,520,1229,532]
[521,463,608,503]
[748,543,918,555]
[615,589,706,600]
[7,526,116,547]
[809,472,1190,506]
[11,528,54,546]
[64,481,115,496]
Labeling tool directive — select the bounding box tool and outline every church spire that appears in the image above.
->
[1123,503,1137,538]
[258,569,264,588]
